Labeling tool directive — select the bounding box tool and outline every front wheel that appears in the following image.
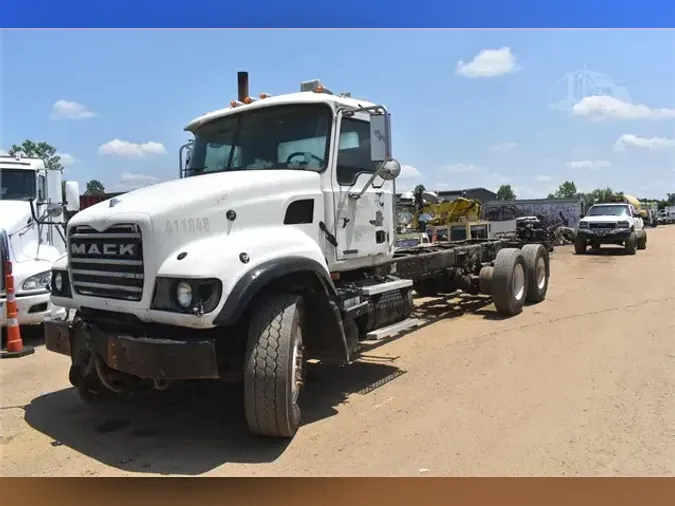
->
[624,232,637,255]
[244,293,306,438]
[574,237,587,255]
[637,231,647,250]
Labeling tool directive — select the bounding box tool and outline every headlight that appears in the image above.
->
[579,221,589,229]
[50,269,72,297]
[616,221,630,228]
[53,272,63,292]
[176,281,193,308]
[22,271,51,291]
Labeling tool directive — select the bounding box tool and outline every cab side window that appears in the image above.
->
[38,174,47,201]
[336,118,378,186]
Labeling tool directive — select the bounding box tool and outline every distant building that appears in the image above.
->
[436,187,498,204]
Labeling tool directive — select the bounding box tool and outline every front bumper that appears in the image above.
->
[576,228,631,242]
[0,291,64,327]
[44,318,219,380]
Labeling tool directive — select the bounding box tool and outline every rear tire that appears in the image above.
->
[491,248,527,317]
[521,244,550,304]
[637,231,647,250]
[624,232,637,255]
[244,293,306,438]
[574,237,587,255]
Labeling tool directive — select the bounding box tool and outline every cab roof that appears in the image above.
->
[184,91,378,133]
[0,155,45,171]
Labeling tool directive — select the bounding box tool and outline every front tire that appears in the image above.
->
[574,237,587,255]
[624,232,637,255]
[244,293,306,438]
[637,231,647,250]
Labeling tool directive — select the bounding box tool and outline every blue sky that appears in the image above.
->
[2,29,674,199]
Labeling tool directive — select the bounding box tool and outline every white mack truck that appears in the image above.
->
[43,72,552,439]
[1,154,80,329]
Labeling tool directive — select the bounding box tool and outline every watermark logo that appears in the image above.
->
[548,66,631,113]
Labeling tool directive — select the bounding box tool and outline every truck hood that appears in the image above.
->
[68,169,322,228]
[580,215,629,223]
[0,200,32,233]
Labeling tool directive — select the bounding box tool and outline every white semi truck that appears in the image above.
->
[1,154,80,329]
[43,72,552,439]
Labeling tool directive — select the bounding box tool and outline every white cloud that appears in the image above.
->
[489,141,519,152]
[512,185,542,199]
[614,134,675,151]
[399,165,422,180]
[120,172,158,183]
[0,149,8,156]
[483,172,511,184]
[56,152,76,166]
[439,163,480,173]
[51,100,96,120]
[99,139,167,158]
[112,172,160,192]
[572,96,675,121]
[566,160,611,170]
[456,47,520,78]
[536,175,552,182]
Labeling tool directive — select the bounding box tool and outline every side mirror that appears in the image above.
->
[64,181,81,212]
[369,112,392,163]
[378,159,401,181]
[47,169,63,206]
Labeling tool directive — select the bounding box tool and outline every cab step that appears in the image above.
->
[365,317,422,341]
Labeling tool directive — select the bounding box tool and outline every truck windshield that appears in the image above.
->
[186,103,334,177]
[586,205,630,217]
[0,169,36,201]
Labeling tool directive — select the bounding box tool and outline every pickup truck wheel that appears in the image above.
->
[244,293,306,438]
[624,232,637,255]
[637,232,647,250]
[491,248,527,317]
[521,244,550,303]
[574,237,587,255]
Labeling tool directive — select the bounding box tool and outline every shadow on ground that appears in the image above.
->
[23,360,402,476]
[1,325,45,350]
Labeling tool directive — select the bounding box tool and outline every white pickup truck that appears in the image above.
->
[575,202,647,255]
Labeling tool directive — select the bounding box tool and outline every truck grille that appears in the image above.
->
[589,223,616,229]
[68,224,144,301]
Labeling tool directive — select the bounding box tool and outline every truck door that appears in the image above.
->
[331,111,394,262]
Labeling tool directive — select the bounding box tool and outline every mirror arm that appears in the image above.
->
[348,160,388,200]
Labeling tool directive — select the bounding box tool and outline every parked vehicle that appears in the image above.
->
[42,72,553,439]
[1,154,79,329]
[575,201,647,255]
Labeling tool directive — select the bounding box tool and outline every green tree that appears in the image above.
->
[85,179,106,196]
[496,184,516,200]
[551,181,577,199]
[8,140,64,171]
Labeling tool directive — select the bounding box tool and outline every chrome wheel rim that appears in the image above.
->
[536,256,547,289]
[291,330,304,404]
[512,263,525,301]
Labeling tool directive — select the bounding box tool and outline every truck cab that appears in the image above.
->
[575,202,646,255]
[1,154,80,328]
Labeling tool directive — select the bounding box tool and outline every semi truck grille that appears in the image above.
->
[68,224,144,301]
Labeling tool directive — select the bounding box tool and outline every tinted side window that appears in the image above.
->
[336,118,378,186]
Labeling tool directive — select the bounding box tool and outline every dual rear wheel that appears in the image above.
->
[482,245,550,317]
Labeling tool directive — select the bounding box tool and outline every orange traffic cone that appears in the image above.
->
[1,261,35,359]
